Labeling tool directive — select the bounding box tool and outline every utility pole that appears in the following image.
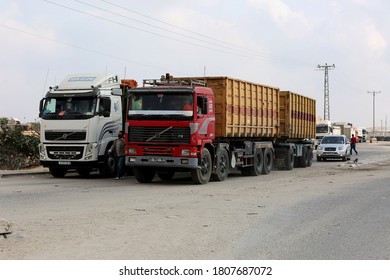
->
[317,63,335,121]
[367,90,381,137]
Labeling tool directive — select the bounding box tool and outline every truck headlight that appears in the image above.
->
[39,144,45,160]
[181,147,197,157]
[128,148,137,155]
[317,146,323,150]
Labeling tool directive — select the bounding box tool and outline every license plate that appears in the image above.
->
[58,161,71,165]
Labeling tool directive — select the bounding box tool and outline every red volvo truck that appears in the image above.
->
[125,74,316,184]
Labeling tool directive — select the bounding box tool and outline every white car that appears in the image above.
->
[316,135,351,161]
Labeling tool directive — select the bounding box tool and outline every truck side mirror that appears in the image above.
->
[39,99,45,118]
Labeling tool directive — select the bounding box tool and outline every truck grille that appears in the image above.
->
[143,147,174,156]
[46,146,84,160]
[129,127,190,144]
[325,147,336,151]
[45,131,86,141]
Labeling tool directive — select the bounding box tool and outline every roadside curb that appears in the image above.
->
[0,171,49,178]
[0,168,50,178]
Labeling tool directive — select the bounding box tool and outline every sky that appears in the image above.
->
[1,0,390,131]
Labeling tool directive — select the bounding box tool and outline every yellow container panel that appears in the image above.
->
[175,76,315,140]
[202,77,279,138]
[279,91,316,139]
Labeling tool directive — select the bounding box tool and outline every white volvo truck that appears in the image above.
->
[39,73,135,177]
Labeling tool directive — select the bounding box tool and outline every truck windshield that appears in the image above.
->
[128,92,193,120]
[41,97,97,119]
[316,125,330,133]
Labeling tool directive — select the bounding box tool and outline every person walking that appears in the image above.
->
[109,131,126,179]
[350,134,358,155]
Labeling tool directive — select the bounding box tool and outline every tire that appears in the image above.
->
[77,168,92,177]
[307,147,313,166]
[211,148,229,181]
[99,152,116,178]
[49,167,67,178]
[249,148,263,176]
[285,148,294,170]
[262,148,273,174]
[298,146,309,167]
[157,171,175,181]
[191,148,212,184]
[134,167,155,183]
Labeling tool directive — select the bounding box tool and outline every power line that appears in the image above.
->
[0,23,168,71]
[100,0,262,56]
[42,0,309,66]
[72,0,253,55]
[42,0,259,59]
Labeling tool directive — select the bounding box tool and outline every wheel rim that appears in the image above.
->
[220,153,228,174]
[201,154,210,175]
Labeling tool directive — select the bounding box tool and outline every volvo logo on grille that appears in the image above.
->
[62,133,68,140]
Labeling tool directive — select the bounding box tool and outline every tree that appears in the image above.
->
[0,119,40,169]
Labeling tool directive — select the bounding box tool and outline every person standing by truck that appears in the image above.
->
[350,134,358,155]
[109,131,126,179]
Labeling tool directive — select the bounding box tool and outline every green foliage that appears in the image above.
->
[0,120,40,169]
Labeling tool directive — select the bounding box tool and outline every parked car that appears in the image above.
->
[316,135,351,161]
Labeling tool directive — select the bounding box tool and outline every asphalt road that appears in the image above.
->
[1,141,390,260]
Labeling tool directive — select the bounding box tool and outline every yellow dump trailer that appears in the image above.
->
[188,77,315,140]
[203,77,279,138]
[279,91,316,139]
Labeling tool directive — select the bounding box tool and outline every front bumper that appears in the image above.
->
[126,156,198,169]
[317,151,346,158]
[40,160,100,168]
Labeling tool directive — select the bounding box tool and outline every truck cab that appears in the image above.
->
[126,75,215,183]
[39,73,130,177]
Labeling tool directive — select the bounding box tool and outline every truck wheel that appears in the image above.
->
[211,148,229,181]
[249,148,263,176]
[307,147,313,166]
[262,148,273,174]
[99,153,116,178]
[285,148,294,170]
[191,148,212,184]
[298,146,309,167]
[134,167,155,183]
[157,171,175,181]
[49,167,67,178]
[77,168,92,177]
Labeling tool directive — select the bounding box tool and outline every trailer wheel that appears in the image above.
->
[49,167,67,178]
[307,147,313,166]
[285,148,294,170]
[211,148,229,181]
[191,148,212,184]
[298,146,309,167]
[262,148,273,174]
[134,167,155,183]
[250,148,263,176]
